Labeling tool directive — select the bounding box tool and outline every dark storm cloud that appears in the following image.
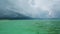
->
[0,0,32,19]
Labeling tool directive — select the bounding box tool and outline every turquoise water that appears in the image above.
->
[0,20,60,34]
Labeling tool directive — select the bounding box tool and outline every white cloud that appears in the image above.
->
[28,0,60,18]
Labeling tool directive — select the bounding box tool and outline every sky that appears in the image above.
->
[0,0,60,18]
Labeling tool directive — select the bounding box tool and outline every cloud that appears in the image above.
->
[28,0,60,18]
[0,0,60,18]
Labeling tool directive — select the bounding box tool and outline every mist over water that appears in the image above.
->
[0,0,60,19]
